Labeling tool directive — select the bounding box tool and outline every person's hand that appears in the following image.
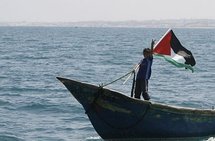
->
[151,39,156,55]
[151,39,156,48]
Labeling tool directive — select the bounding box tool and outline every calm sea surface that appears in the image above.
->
[0,27,215,141]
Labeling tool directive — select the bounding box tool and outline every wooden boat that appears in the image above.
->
[57,77,215,140]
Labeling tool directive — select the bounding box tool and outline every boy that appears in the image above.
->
[134,40,155,100]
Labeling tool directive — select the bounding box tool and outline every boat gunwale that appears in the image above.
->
[57,77,215,116]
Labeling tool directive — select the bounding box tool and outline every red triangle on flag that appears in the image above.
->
[153,29,172,56]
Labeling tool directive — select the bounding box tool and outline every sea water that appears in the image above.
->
[0,27,214,141]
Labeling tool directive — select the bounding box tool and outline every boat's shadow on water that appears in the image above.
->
[86,136,215,141]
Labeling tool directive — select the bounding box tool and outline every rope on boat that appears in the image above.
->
[101,70,134,87]
[101,64,139,88]
[131,70,136,98]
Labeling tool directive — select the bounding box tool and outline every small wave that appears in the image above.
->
[78,126,93,132]
[2,37,14,41]
[16,102,78,114]
[25,39,39,42]
[17,102,47,112]
[0,134,24,141]
[85,136,103,141]
[0,99,11,106]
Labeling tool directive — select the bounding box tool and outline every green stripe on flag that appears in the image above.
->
[154,54,194,73]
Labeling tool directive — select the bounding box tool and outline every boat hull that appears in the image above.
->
[57,77,215,139]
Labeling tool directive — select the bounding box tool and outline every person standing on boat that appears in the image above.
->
[134,40,155,100]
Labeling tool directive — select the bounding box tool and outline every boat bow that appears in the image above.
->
[57,77,215,139]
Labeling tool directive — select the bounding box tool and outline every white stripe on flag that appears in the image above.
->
[170,49,186,64]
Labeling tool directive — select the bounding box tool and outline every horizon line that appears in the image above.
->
[1,18,215,23]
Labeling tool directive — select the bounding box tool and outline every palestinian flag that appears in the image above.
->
[153,29,196,72]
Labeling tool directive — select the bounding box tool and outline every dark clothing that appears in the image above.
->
[136,56,153,80]
[135,56,153,100]
[134,79,150,100]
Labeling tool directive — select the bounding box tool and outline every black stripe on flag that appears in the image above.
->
[170,30,196,66]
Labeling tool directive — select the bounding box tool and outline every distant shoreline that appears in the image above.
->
[1,19,215,28]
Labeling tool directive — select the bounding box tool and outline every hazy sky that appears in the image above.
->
[0,0,215,22]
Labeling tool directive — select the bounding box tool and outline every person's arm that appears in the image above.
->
[151,39,155,55]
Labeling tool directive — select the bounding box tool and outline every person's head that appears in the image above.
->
[143,48,151,58]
